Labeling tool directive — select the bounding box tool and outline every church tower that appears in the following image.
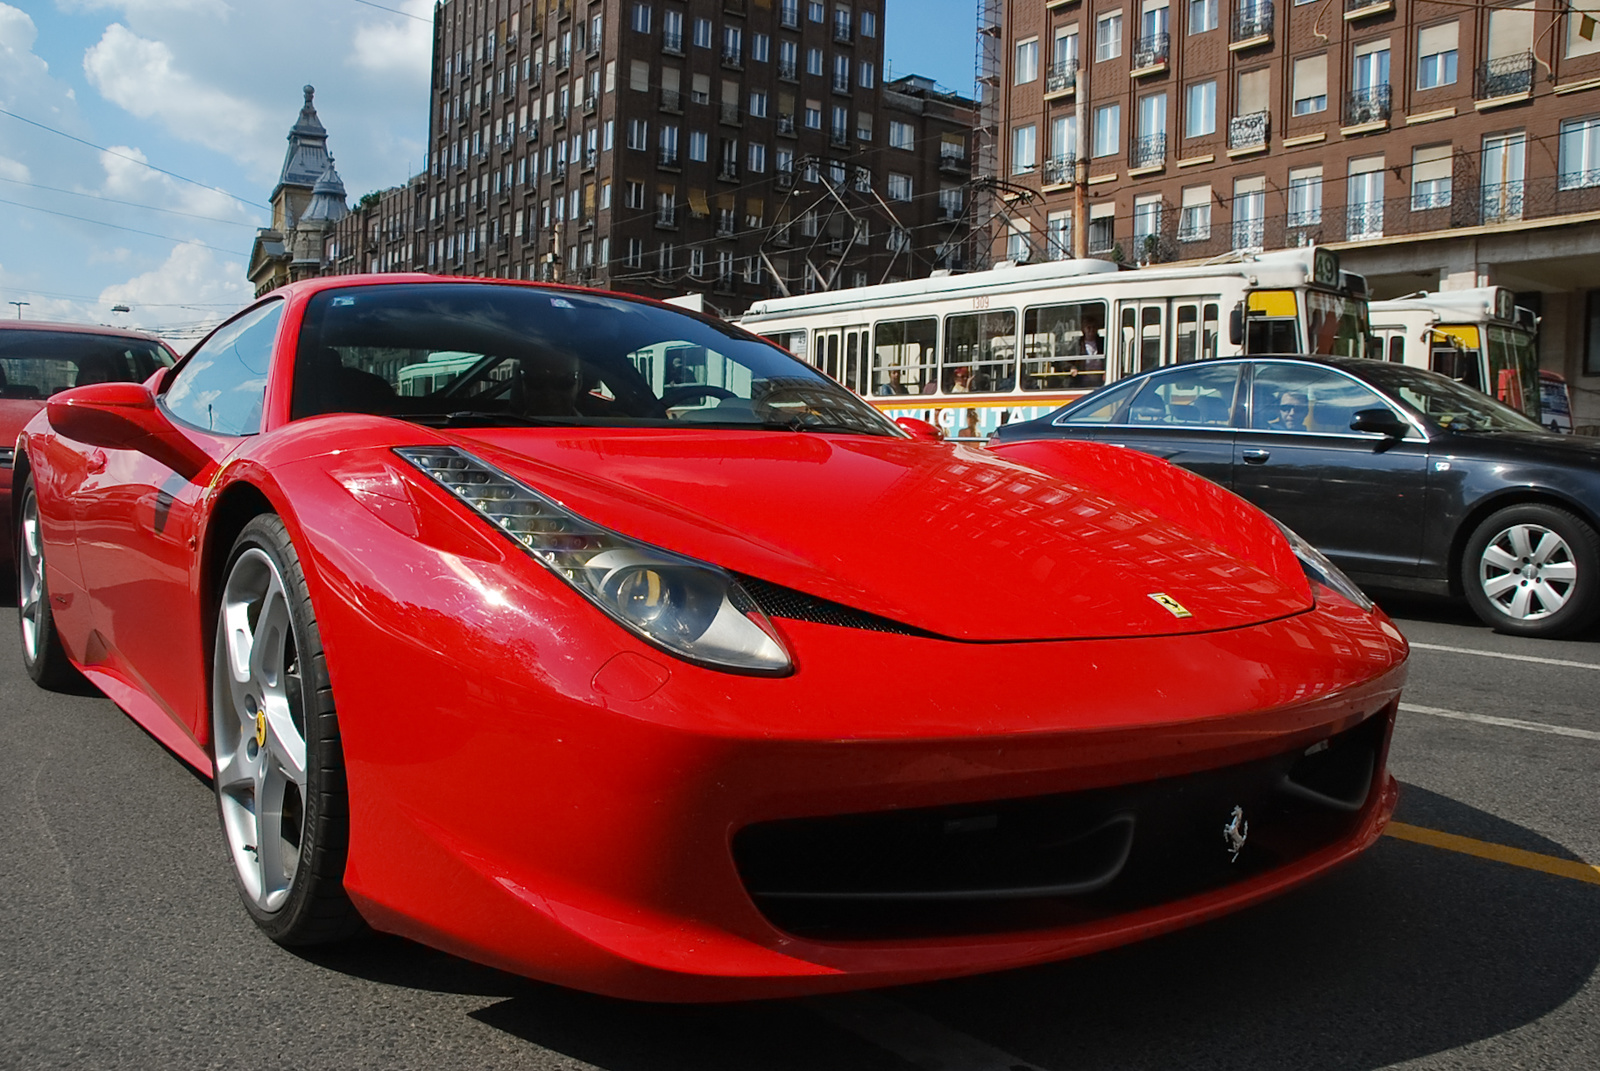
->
[248,86,348,295]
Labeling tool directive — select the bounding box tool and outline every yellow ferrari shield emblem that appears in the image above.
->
[255,709,267,748]
[1148,593,1193,619]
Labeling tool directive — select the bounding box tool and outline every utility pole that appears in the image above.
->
[9,300,29,320]
[1072,66,1088,259]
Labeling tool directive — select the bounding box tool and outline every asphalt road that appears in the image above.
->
[2,588,1597,1071]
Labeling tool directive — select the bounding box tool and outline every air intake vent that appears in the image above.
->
[736,575,941,638]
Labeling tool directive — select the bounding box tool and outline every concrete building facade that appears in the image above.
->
[985,0,1600,428]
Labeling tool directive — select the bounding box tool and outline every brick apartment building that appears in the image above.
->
[984,0,1600,425]
[321,0,975,314]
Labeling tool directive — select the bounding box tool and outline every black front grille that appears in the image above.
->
[734,709,1388,940]
[737,575,940,638]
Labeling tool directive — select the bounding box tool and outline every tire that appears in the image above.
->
[16,476,86,691]
[212,514,364,945]
[1461,504,1600,639]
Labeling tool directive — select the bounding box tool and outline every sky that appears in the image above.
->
[0,0,974,343]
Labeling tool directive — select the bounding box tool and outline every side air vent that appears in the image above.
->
[736,575,942,638]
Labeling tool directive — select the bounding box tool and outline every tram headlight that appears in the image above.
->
[396,446,792,674]
[1275,520,1374,612]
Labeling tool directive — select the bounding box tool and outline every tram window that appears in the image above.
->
[1127,363,1242,427]
[845,331,861,393]
[1431,346,1482,392]
[1175,305,1199,363]
[1119,305,1138,377]
[1245,318,1300,355]
[1387,335,1404,363]
[1021,301,1107,390]
[873,317,937,394]
[814,331,841,380]
[1203,303,1219,360]
[761,330,808,361]
[1140,307,1163,372]
[943,310,1017,392]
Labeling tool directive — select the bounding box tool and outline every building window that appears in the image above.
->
[807,48,824,76]
[1287,167,1321,227]
[805,101,822,128]
[1293,55,1327,115]
[861,9,877,37]
[1007,223,1032,263]
[661,9,683,51]
[1189,0,1216,34]
[1096,11,1123,61]
[809,1,825,21]
[1185,80,1215,137]
[1411,144,1453,208]
[749,143,767,172]
[889,120,914,149]
[693,18,712,48]
[689,130,708,161]
[723,26,742,63]
[1568,2,1600,58]
[1012,123,1038,173]
[833,54,851,91]
[888,172,913,201]
[1232,176,1265,250]
[1015,38,1039,84]
[750,90,768,117]
[1418,22,1458,89]
[781,0,800,27]
[860,61,875,88]
[1347,158,1385,239]
[1560,117,1600,189]
[631,3,651,33]
[1179,186,1210,241]
[1093,102,1120,157]
[627,118,648,149]
[1046,211,1071,259]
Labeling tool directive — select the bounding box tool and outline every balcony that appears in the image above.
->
[1045,59,1078,95]
[778,61,798,81]
[940,149,970,175]
[1230,4,1273,49]
[1228,110,1269,151]
[775,170,795,190]
[661,89,682,113]
[1130,133,1166,170]
[937,202,965,222]
[722,47,743,70]
[719,162,740,182]
[557,47,571,72]
[583,94,597,114]
[1481,181,1525,223]
[780,7,799,29]
[1345,202,1383,240]
[1131,33,1169,75]
[554,107,569,128]
[1476,53,1535,102]
[833,21,853,44]
[584,148,597,171]
[1344,0,1392,20]
[830,128,850,148]
[1343,84,1391,127]
[663,31,684,55]
[1043,153,1075,186]
[1230,218,1265,251]
[659,150,680,169]
[777,115,797,136]
[656,208,678,228]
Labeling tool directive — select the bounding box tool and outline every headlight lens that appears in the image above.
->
[396,446,792,674]
[1274,520,1374,612]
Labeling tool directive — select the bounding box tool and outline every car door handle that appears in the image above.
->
[85,450,107,474]
[1240,449,1270,464]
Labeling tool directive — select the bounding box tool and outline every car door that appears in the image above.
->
[1232,361,1429,580]
[1097,361,1244,488]
[73,301,283,733]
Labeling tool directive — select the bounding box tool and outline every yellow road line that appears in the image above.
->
[1385,822,1600,887]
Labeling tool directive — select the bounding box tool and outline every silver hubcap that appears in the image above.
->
[213,548,307,913]
[19,489,45,662]
[1478,522,1578,622]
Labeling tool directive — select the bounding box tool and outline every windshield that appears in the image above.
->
[0,329,173,401]
[1486,324,1541,423]
[1352,361,1546,433]
[1305,291,1370,358]
[292,284,897,436]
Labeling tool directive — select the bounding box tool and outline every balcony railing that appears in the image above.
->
[1043,153,1075,185]
[1231,4,1273,43]
[659,150,680,168]
[1132,32,1169,70]
[778,61,798,81]
[1045,59,1079,93]
[834,19,853,43]
[940,150,970,174]
[937,202,965,221]
[1130,133,1166,169]
[718,162,740,181]
[1345,0,1388,12]
[721,103,741,124]
[777,115,797,135]
[663,31,684,55]
[1481,181,1525,223]
[722,47,743,69]
[1231,218,1265,251]
[775,170,795,190]
[832,75,851,93]
[830,128,850,147]
[1476,53,1534,100]
[1228,110,1269,150]
[1344,84,1392,125]
[780,7,799,29]
[661,89,682,112]
[1346,202,1384,239]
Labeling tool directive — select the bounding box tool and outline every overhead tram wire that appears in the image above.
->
[0,177,260,229]
[0,197,249,258]
[0,107,269,212]
[342,0,432,22]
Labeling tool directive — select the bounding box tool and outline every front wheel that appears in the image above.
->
[1461,504,1600,638]
[212,514,364,945]
[16,476,85,691]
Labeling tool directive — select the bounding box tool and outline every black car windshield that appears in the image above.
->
[292,283,897,436]
[0,329,172,400]
[1353,361,1546,433]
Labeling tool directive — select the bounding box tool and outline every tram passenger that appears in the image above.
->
[949,366,972,393]
[877,368,910,395]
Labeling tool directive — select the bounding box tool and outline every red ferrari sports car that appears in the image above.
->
[1,320,176,568]
[13,276,1407,1001]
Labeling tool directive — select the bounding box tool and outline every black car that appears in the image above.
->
[993,355,1600,638]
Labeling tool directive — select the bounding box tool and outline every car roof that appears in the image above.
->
[0,320,171,345]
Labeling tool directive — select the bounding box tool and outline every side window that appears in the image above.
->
[1125,363,1242,426]
[1249,364,1391,435]
[163,301,282,435]
[1056,375,1142,424]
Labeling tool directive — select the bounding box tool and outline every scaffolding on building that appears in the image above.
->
[973,0,1004,270]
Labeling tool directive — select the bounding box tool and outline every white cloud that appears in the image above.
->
[57,1,229,16]
[83,24,278,174]
[99,241,251,335]
[0,4,62,109]
[0,154,29,181]
[350,0,433,80]
[97,144,261,226]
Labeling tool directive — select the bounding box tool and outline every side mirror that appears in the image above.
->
[895,416,944,441]
[1228,305,1244,346]
[47,382,212,480]
[1349,408,1409,439]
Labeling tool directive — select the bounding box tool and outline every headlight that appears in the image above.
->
[1274,520,1374,612]
[396,446,792,675]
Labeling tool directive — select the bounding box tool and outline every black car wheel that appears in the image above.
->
[212,514,364,945]
[16,475,86,691]
[1462,504,1600,638]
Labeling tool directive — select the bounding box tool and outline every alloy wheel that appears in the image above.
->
[1477,521,1578,623]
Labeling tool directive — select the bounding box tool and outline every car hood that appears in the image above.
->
[440,428,1311,642]
[1441,428,1600,466]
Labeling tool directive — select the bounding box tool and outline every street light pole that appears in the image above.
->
[9,300,30,319]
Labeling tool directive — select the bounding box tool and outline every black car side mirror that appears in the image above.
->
[1350,408,1409,439]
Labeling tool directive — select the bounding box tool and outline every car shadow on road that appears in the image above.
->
[306,786,1599,1071]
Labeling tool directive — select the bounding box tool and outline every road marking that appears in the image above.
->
[1400,702,1600,741]
[1386,822,1600,887]
[809,992,1047,1071]
[1408,641,1600,672]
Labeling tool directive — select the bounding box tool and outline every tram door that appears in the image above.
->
[1116,300,1167,378]
[812,325,872,394]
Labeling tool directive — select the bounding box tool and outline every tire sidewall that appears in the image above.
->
[1462,504,1600,638]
